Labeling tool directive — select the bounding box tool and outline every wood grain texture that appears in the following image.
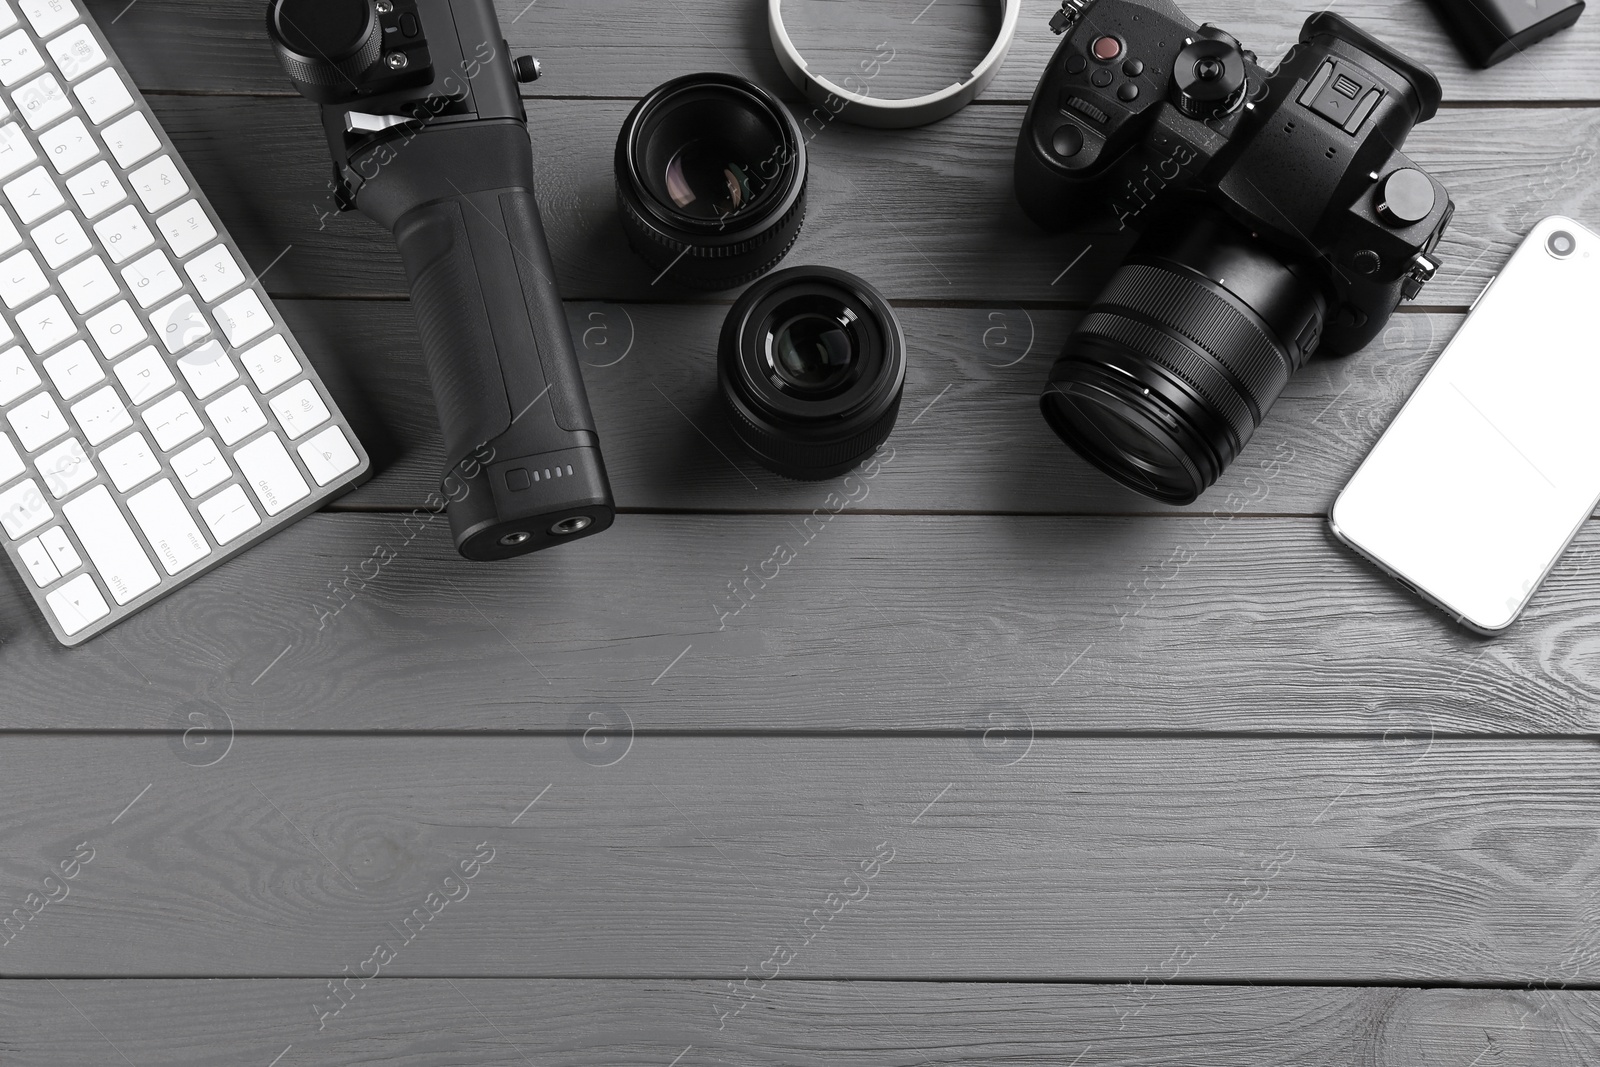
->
[4,980,1598,1065]
[92,0,1600,102]
[294,298,1452,515]
[1,736,1600,978]
[151,95,1600,306]
[3,513,1598,732]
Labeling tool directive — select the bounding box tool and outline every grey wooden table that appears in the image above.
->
[3,0,1600,1062]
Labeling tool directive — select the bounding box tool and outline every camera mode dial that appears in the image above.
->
[267,0,382,96]
[1171,27,1249,120]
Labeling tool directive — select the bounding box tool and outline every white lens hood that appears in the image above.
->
[767,0,1022,128]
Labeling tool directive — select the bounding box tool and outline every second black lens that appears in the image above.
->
[616,73,807,290]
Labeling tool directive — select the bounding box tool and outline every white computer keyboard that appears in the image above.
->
[0,0,369,645]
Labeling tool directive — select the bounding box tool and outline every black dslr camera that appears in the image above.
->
[267,0,614,559]
[1017,0,1453,504]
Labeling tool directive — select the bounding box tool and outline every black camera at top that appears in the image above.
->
[1017,0,1456,505]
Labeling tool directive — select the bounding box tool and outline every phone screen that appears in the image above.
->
[1331,216,1600,631]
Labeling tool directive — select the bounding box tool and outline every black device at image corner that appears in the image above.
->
[1426,0,1585,67]
[266,0,614,561]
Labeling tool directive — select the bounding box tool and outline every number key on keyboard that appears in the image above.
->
[38,113,94,172]
[0,28,45,87]
[92,202,152,262]
[65,158,123,217]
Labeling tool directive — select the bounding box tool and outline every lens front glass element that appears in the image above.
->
[638,88,785,224]
[663,141,758,218]
[1044,386,1194,500]
[770,311,857,394]
[1548,230,1577,258]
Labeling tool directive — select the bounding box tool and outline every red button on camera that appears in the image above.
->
[1092,36,1122,61]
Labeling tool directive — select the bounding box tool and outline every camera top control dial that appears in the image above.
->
[268,0,382,93]
[1171,27,1248,120]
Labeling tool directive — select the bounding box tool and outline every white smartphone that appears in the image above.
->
[1331,216,1600,633]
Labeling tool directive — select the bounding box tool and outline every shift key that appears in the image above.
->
[62,484,160,604]
[126,478,210,575]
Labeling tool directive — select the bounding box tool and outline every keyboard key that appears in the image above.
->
[46,23,104,81]
[99,430,159,492]
[13,71,67,129]
[150,293,207,353]
[72,66,128,123]
[0,120,34,178]
[62,483,158,604]
[7,388,64,450]
[68,382,128,445]
[184,244,245,302]
[127,153,186,212]
[240,335,300,393]
[101,110,158,167]
[65,158,122,217]
[85,298,145,359]
[198,483,257,545]
[120,247,179,307]
[38,113,93,172]
[40,338,98,398]
[0,29,44,87]
[30,208,89,268]
[0,205,19,254]
[269,379,329,440]
[127,477,208,574]
[110,344,173,405]
[2,163,59,222]
[156,199,214,257]
[234,431,308,516]
[57,252,116,312]
[0,246,45,305]
[20,0,77,37]
[298,425,360,486]
[0,426,20,481]
[0,4,15,33]
[34,434,91,496]
[171,437,229,497]
[0,343,38,403]
[16,293,74,352]
[141,389,201,451]
[175,339,236,399]
[91,202,152,262]
[17,532,55,584]
[45,570,106,633]
[203,384,264,446]
[40,522,79,572]
[213,289,270,347]
[0,476,47,536]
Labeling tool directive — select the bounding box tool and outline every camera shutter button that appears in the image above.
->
[1375,169,1435,227]
[1092,36,1122,61]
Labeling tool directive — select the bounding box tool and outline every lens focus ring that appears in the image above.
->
[617,188,807,290]
[1084,263,1296,450]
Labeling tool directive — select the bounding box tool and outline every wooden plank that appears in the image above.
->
[0,736,1596,978]
[4,980,1596,1064]
[2,513,1596,731]
[152,96,1600,306]
[93,0,1600,102]
[300,298,1454,515]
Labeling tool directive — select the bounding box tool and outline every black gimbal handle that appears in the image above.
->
[352,120,614,560]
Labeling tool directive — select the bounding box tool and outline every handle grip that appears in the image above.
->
[353,121,614,559]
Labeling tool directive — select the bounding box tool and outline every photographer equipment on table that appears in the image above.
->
[1017,0,1453,505]
[0,0,370,645]
[720,266,905,480]
[1426,0,1585,68]
[616,73,807,290]
[268,0,613,561]
[767,0,1022,127]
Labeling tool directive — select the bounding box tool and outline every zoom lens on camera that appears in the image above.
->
[720,267,905,480]
[617,73,807,290]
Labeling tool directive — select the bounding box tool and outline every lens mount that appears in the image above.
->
[720,266,906,480]
[1040,208,1326,504]
[616,73,807,290]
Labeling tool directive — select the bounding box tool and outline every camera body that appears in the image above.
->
[1016,0,1452,356]
[269,0,614,559]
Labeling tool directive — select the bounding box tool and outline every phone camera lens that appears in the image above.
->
[1548,230,1577,258]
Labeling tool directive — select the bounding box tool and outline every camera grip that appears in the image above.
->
[355,121,614,559]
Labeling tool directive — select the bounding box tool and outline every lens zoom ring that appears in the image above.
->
[723,389,902,480]
[1100,264,1293,421]
[1076,311,1256,448]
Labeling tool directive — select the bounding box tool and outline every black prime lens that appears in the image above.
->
[1041,209,1327,503]
[617,73,807,290]
[720,266,905,480]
